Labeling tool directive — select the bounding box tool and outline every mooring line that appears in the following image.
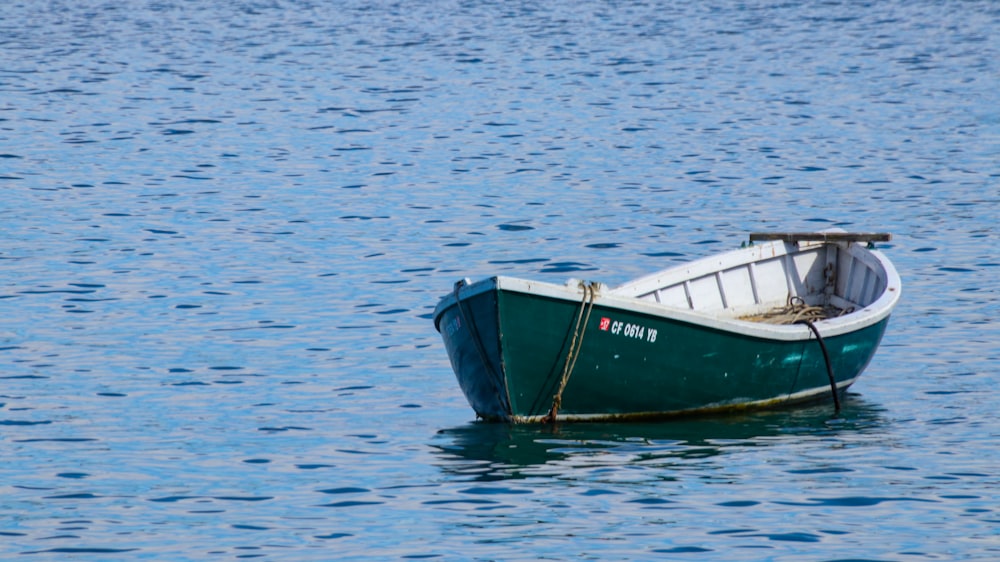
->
[542,281,597,423]
[798,319,841,413]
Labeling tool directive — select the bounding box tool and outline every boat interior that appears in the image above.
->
[609,239,890,324]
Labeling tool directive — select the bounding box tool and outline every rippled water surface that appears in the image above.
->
[2,1,998,560]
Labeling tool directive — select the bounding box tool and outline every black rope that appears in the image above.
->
[798,319,841,413]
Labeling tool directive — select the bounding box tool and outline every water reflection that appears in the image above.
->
[433,396,887,482]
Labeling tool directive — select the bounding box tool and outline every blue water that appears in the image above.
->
[2,0,998,559]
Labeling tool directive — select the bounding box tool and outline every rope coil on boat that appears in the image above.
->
[740,295,853,325]
[542,281,598,423]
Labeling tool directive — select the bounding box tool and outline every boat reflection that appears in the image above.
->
[432,396,888,482]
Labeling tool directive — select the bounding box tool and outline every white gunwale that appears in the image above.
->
[436,236,901,343]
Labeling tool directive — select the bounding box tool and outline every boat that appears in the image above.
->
[432,231,901,423]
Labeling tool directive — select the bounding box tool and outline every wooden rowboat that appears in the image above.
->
[433,231,901,423]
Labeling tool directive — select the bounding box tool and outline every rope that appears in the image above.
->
[798,319,841,413]
[741,295,843,412]
[740,295,852,325]
[542,281,597,423]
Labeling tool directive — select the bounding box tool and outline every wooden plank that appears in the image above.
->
[749,232,891,243]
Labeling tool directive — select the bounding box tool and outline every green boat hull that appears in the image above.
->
[435,279,890,423]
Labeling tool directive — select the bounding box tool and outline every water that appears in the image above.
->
[2,0,998,559]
